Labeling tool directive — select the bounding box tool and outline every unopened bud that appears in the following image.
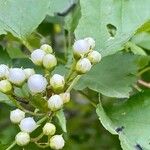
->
[87,51,101,64]
[84,37,95,49]
[73,39,90,58]
[75,58,92,74]
[28,74,48,94]
[31,49,46,66]
[8,68,26,86]
[19,117,37,133]
[10,109,25,124]
[0,80,12,93]
[48,95,63,111]
[50,135,65,150]
[43,123,56,136]
[43,54,57,70]
[60,93,70,104]
[40,44,53,53]
[15,132,30,146]
[24,68,35,79]
[0,64,9,79]
[50,74,65,92]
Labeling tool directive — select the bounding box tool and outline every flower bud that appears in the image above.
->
[8,68,26,86]
[73,39,90,58]
[24,68,35,79]
[60,93,70,104]
[28,74,48,94]
[0,80,12,93]
[40,44,53,54]
[43,54,57,70]
[75,58,92,74]
[31,49,46,66]
[10,109,25,124]
[43,123,56,136]
[50,74,65,92]
[19,117,37,133]
[0,64,9,79]
[87,51,101,64]
[84,37,95,49]
[50,135,65,150]
[15,132,30,146]
[48,95,63,111]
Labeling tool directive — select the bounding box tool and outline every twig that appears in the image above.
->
[138,79,150,88]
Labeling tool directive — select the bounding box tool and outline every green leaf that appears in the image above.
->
[0,0,50,39]
[0,47,11,65]
[56,109,67,132]
[96,90,150,150]
[64,1,81,32]
[75,53,138,98]
[132,32,150,50]
[0,92,12,105]
[75,0,150,56]
[30,94,49,113]
[47,0,72,16]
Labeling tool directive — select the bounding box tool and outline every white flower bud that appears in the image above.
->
[60,93,70,104]
[15,132,30,146]
[50,74,65,92]
[48,95,63,111]
[43,54,57,70]
[0,80,12,93]
[84,37,95,49]
[76,58,92,74]
[10,109,25,124]
[28,74,48,94]
[87,51,101,64]
[31,49,46,66]
[50,135,65,150]
[73,39,90,58]
[24,68,35,79]
[0,64,9,79]
[40,44,53,54]
[19,117,37,133]
[43,123,56,136]
[8,68,26,86]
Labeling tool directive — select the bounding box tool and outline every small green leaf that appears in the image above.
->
[30,94,48,112]
[56,109,67,132]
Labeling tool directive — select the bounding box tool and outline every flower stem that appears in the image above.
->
[37,116,48,125]
[21,39,33,52]
[66,75,81,92]
[6,141,16,150]
[8,95,44,116]
[138,67,150,76]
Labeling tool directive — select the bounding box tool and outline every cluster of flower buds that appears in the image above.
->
[0,40,101,149]
[10,108,65,149]
[73,37,101,74]
[31,44,57,70]
[0,64,35,94]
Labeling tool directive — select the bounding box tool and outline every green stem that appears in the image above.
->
[21,39,33,52]
[8,95,44,116]
[6,141,16,150]
[37,116,48,125]
[138,67,150,76]
[65,59,76,82]
[31,133,44,142]
[66,75,81,92]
